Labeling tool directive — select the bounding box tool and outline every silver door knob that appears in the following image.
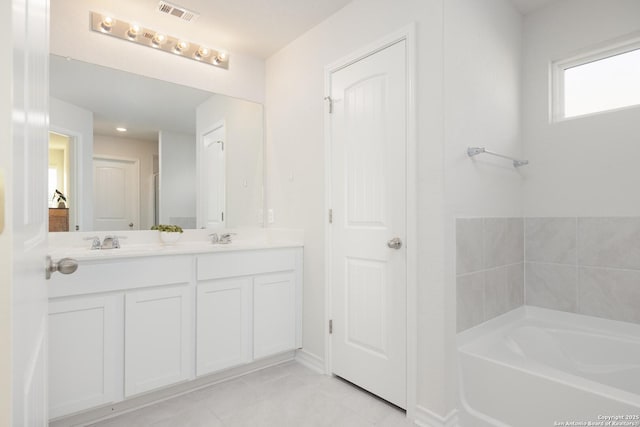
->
[129,222,134,228]
[387,237,402,249]
[46,256,78,280]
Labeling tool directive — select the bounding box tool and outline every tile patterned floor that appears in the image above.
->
[88,362,415,427]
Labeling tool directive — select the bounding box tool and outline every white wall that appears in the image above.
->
[93,134,159,231]
[196,95,264,228]
[265,0,447,417]
[50,0,265,104]
[522,0,640,216]
[443,0,523,413]
[50,97,94,231]
[159,131,196,228]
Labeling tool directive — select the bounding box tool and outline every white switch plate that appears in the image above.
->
[268,209,274,224]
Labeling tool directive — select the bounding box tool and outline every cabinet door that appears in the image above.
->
[49,294,122,419]
[125,285,191,397]
[197,277,251,376]
[253,272,296,359]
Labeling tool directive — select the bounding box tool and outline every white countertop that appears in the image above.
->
[48,228,304,262]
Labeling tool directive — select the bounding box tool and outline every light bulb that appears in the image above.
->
[152,33,166,47]
[174,40,189,53]
[217,51,227,61]
[101,16,115,32]
[127,24,141,39]
[195,46,210,60]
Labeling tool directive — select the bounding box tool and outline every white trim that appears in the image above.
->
[294,349,324,374]
[49,126,83,232]
[414,406,460,427]
[551,31,640,122]
[323,22,417,415]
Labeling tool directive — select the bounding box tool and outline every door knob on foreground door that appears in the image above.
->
[387,237,402,249]
[46,256,78,280]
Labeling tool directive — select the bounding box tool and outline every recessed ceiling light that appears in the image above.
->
[116,127,127,132]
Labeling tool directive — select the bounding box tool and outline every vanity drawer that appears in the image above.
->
[49,255,194,298]
[197,248,297,280]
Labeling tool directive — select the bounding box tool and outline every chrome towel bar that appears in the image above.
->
[467,147,529,168]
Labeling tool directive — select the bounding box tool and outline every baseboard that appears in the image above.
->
[294,348,325,374]
[414,405,459,427]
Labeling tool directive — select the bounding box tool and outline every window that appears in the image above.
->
[553,37,640,121]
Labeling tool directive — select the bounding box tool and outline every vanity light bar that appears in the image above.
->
[90,12,229,69]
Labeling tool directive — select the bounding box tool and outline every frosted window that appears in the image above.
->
[563,47,640,118]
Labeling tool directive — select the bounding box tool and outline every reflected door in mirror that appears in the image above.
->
[201,122,226,228]
[93,156,139,231]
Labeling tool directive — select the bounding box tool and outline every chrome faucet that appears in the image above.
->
[84,236,101,250]
[101,235,123,249]
[209,233,235,244]
[219,233,235,244]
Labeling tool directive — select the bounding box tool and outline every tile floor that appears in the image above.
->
[87,361,414,427]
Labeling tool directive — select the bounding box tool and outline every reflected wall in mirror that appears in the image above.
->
[49,54,264,232]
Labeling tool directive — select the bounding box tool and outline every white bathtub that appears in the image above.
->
[458,306,640,427]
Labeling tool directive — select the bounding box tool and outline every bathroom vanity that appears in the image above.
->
[47,231,303,420]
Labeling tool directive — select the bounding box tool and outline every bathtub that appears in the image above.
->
[458,306,640,427]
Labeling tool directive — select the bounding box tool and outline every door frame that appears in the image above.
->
[323,23,417,418]
[92,154,140,230]
[49,126,83,232]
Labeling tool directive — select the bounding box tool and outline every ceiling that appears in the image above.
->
[50,55,215,141]
[85,0,353,59]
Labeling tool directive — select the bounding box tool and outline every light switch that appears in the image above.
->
[268,209,275,224]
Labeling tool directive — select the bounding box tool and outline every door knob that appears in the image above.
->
[129,222,134,228]
[46,256,78,280]
[387,237,402,249]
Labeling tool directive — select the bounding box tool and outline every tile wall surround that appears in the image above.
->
[456,218,525,332]
[457,217,640,333]
[526,217,640,325]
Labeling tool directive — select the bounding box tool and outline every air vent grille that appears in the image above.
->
[157,1,199,22]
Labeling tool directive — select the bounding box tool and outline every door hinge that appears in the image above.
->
[324,96,333,114]
[221,212,224,221]
[329,319,333,334]
[328,209,333,224]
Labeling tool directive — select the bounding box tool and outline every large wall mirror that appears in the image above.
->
[49,54,264,232]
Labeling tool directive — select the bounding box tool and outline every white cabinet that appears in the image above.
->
[49,246,302,420]
[253,272,297,359]
[49,294,122,419]
[197,277,252,376]
[124,285,192,397]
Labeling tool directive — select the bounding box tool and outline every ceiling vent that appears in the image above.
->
[157,1,199,23]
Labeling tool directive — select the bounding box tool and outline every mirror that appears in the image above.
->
[49,54,264,232]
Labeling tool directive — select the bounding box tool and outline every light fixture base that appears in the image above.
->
[90,12,229,70]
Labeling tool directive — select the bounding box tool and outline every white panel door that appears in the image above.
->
[198,122,226,228]
[48,295,122,418]
[253,272,296,359]
[125,285,191,397]
[197,277,252,376]
[329,40,407,408]
[8,0,50,424]
[93,157,139,231]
